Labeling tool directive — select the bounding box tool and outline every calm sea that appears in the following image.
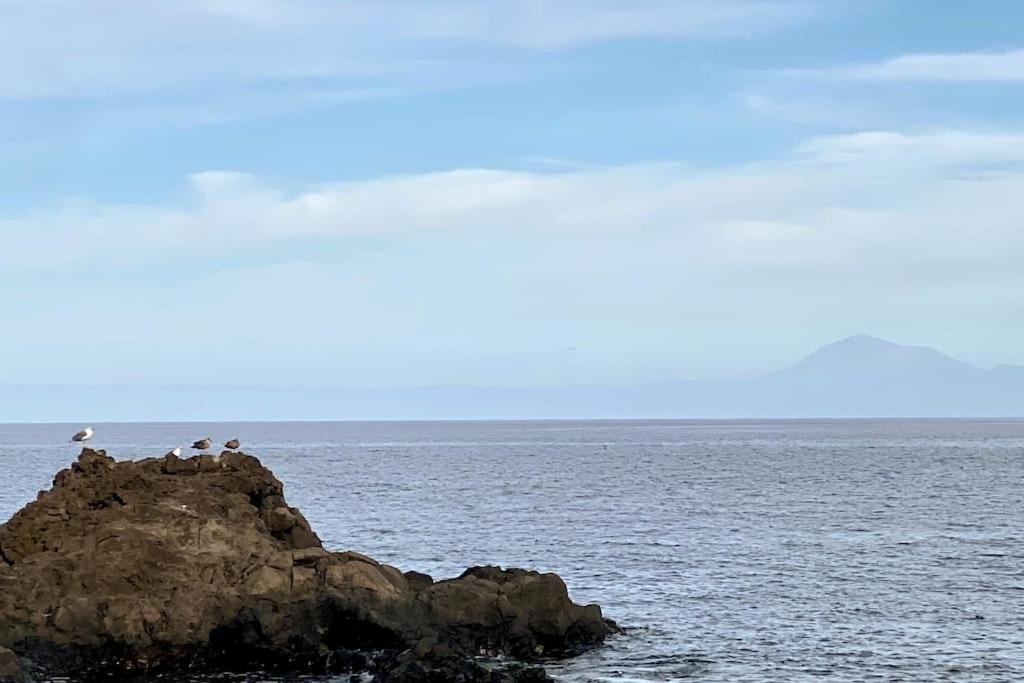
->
[1,419,1022,682]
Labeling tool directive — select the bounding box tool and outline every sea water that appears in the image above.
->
[1,419,1022,681]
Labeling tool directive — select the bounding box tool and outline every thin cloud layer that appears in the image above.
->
[817,48,1024,82]
[6,2,1024,388]
[0,0,813,100]
[5,129,1024,275]
[3,128,1024,385]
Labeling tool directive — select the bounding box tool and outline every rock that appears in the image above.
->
[268,505,298,532]
[292,547,328,565]
[0,647,26,683]
[367,648,555,682]
[372,651,557,683]
[0,449,613,680]
[243,565,291,595]
[325,647,372,674]
[404,570,434,591]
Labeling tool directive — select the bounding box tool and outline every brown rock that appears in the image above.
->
[325,558,402,600]
[403,570,434,592]
[268,506,297,532]
[292,547,328,565]
[0,448,612,680]
[244,566,290,596]
[292,566,319,592]
[0,647,24,682]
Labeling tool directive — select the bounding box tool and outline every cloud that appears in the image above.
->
[4,128,1024,279]
[0,1,815,101]
[190,0,817,48]
[820,48,1024,82]
[795,129,1024,165]
[6,127,1024,384]
[735,92,878,128]
[394,0,816,49]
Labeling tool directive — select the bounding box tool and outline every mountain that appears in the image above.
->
[783,334,978,380]
[2,335,1023,421]
[745,334,1019,417]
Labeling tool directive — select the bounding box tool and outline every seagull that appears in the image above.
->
[70,427,94,443]
[191,437,212,452]
[166,447,182,458]
[224,439,240,450]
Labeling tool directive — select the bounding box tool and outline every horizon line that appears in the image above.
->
[5,416,1024,426]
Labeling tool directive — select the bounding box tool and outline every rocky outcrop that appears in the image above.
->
[0,646,26,683]
[0,449,613,680]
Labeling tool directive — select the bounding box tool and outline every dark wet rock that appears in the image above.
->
[367,648,554,682]
[0,448,613,680]
[325,647,372,675]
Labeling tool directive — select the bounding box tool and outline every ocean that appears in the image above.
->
[1,419,1022,681]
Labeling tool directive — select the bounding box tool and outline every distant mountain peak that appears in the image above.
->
[826,333,900,349]
[788,334,977,376]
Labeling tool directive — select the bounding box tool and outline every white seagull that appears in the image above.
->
[166,447,182,458]
[70,427,94,443]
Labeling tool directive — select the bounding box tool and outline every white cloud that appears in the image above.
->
[395,0,816,49]
[827,48,1024,82]
[795,129,1024,165]
[6,128,1024,384]
[0,0,814,100]
[5,129,1024,275]
[736,92,880,128]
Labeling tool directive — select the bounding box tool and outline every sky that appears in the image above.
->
[4,0,1024,389]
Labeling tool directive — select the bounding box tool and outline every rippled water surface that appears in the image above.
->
[2,419,1023,681]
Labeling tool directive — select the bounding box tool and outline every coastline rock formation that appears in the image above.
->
[0,449,614,681]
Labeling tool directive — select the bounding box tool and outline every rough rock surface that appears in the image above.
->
[0,646,26,683]
[0,449,613,680]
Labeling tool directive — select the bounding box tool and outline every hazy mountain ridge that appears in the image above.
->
[744,334,1024,418]
[3,335,1023,421]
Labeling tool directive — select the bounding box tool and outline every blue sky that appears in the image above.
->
[4,0,1024,387]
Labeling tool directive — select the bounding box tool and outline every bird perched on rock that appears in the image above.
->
[166,447,182,458]
[224,439,240,450]
[70,427,93,443]
[191,438,212,451]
